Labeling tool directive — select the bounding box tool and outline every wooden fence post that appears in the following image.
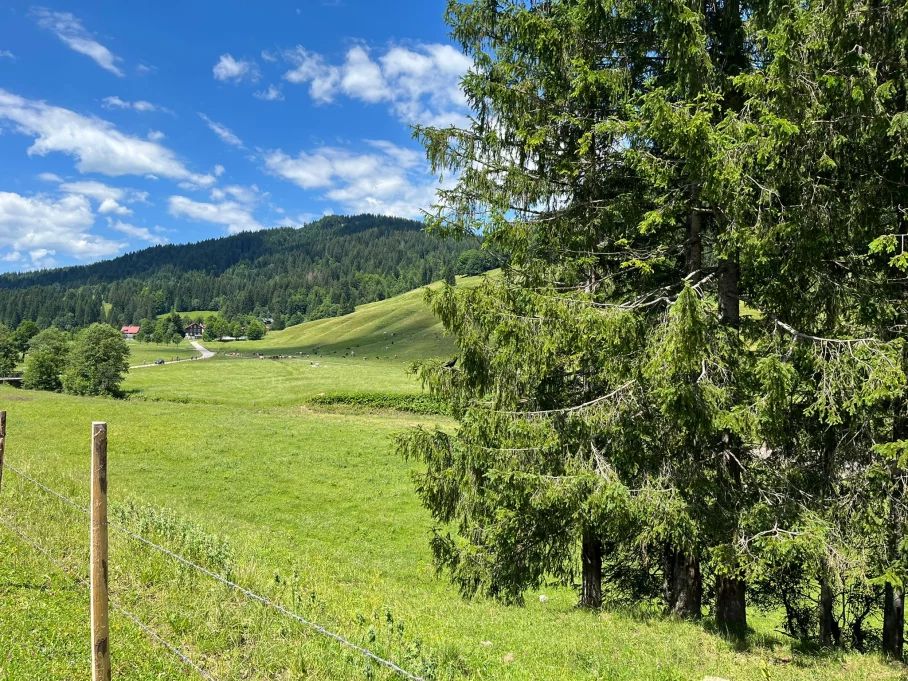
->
[90,421,111,681]
[0,411,6,495]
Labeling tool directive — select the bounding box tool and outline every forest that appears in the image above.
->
[0,214,477,330]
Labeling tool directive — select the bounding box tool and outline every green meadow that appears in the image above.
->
[0,282,904,680]
[127,339,200,367]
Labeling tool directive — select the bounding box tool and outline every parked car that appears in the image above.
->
[154,359,165,365]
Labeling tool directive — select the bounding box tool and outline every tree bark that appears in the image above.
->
[717,257,740,328]
[715,255,747,637]
[884,348,907,659]
[661,202,706,623]
[715,575,746,634]
[663,545,702,619]
[579,530,603,609]
[884,583,904,659]
[819,576,841,646]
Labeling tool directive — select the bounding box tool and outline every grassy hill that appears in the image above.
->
[208,273,489,361]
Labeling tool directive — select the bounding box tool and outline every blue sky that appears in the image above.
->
[0,1,468,272]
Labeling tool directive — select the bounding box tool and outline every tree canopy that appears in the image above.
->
[22,327,69,391]
[62,323,130,397]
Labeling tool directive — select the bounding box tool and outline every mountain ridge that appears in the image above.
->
[0,214,475,329]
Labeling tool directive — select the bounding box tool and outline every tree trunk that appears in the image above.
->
[884,583,904,659]
[717,257,740,328]
[715,575,746,634]
[715,255,747,638]
[884,348,907,659]
[661,203,706,623]
[819,576,841,646]
[579,530,602,609]
[663,545,702,619]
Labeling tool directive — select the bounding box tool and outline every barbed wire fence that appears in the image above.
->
[0,412,425,681]
[0,512,218,681]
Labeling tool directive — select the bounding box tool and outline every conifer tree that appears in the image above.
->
[400,0,908,646]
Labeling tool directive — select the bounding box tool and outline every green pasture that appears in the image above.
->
[124,357,422,408]
[156,310,218,321]
[3,385,902,681]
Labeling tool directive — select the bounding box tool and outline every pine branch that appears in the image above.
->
[492,380,635,417]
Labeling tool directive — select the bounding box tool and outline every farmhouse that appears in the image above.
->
[121,325,140,340]
[185,321,205,338]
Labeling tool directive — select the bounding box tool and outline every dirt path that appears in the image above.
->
[190,340,215,359]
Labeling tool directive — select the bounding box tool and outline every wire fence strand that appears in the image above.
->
[0,513,217,680]
[2,463,425,681]
[110,597,218,681]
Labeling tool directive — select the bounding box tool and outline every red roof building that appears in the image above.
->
[121,325,141,338]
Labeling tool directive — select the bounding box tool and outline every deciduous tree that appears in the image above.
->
[22,327,69,391]
[62,323,130,397]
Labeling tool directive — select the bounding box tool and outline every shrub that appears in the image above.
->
[308,391,449,415]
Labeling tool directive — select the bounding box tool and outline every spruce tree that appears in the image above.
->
[399,0,908,645]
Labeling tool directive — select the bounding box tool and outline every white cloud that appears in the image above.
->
[147,129,165,142]
[27,249,56,268]
[170,179,268,234]
[97,197,129,215]
[102,96,170,114]
[212,53,258,83]
[281,42,470,126]
[261,50,278,63]
[213,164,225,177]
[264,140,440,218]
[0,50,14,60]
[59,180,123,202]
[109,220,168,245]
[37,172,62,182]
[0,89,213,185]
[209,184,263,204]
[282,47,340,102]
[263,149,334,189]
[169,195,264,234]
[198,113,243,148]
[254,84,284,102]
[340,46,389,103]
[59,180,147,217]
[32,8,124,77]
[0,191,123,265]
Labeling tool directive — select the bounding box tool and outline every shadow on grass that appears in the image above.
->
[590,598,857,664]
[700,616,858,666]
